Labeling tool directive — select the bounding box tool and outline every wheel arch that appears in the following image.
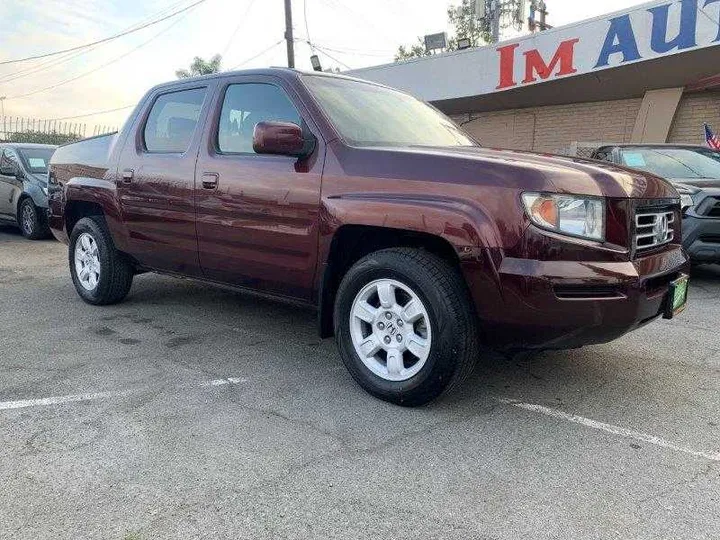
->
[61,179,128,251]
[316,196,502,339]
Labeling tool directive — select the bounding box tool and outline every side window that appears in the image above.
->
[143,87,207,153]
[217,83,302,154]
[594,149,611,162]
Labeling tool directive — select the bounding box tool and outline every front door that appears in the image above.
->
[0,147,22,221]
[116,83,215,275]
[194,77,324,301]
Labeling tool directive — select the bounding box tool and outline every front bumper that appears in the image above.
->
[464,245,689,351]
[682,215,720,263]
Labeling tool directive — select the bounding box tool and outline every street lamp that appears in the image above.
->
[0,97,5,118]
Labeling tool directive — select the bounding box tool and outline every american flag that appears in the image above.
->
[705,123,720,151]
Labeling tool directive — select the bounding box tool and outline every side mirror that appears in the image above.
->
[253,121,314,158]
[0,164,16,176]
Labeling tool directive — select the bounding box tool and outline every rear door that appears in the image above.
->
[116,82,216,275]
[194,75,324,300]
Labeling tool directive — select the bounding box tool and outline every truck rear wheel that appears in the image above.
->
[334,248,479,407]
[69,216,134,305]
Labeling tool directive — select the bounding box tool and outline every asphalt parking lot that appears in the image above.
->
[0,224,718,540]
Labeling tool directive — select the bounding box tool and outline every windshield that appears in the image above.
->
[619,147,720,179]
[303,75,475,148]
[17,147,55,174]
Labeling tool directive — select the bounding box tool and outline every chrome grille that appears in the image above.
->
[635,208,674,251]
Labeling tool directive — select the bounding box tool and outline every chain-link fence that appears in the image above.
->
[0,117,118,145]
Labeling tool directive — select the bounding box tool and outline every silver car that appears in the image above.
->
[0,143,57,239]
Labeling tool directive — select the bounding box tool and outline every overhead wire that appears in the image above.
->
[221,0,258,56]
[227,40,285,70]
[0,0,207,66]
[44,105,135,121]
[6,1,202,100]
[308,43,352,70]
[0,0,194,84]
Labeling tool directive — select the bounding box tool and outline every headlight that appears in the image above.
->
[41,186,48,196]
[680,194,694,211]
[674,183,698,212]
[522,193,605,241]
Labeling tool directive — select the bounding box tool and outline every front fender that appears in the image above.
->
[315,194,510,337]
[321,193,505,252]
[21,181,48,209]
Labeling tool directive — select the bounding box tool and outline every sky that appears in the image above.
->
[0,0,651,130]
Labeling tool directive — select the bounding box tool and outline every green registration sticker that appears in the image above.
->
[664,275,689,319]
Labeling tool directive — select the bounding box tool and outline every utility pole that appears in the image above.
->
[0,97,5,119]
[490,0,501,44]
[529,0,552,32]
[284,0,295,68]
[477,0,528,44]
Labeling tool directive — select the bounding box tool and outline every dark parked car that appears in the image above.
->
[592,144,720,264]
[48,69,689,406]
[0,142,56,239]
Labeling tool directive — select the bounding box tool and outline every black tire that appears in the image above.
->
[334,248,479,407]
[18,198,50,240]
[68,216,134,305]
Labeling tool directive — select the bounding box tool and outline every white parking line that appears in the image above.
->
[0,377,247,412]
[500,399,720,463]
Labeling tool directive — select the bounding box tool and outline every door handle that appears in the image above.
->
[201,172,219,190]
[121,169,134,183]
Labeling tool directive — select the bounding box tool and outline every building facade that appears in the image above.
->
[350,0,720,155]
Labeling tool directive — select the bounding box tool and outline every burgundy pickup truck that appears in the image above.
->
[48,69,689,406]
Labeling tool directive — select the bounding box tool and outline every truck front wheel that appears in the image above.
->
[69,216,134,305]
[334,248,479,407]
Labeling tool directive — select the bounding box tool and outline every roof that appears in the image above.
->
[0,142,57,149]
[597,144,717,151]
[148,67,386,93]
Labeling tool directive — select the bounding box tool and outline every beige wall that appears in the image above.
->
[668,91,720,145]
[454,98,643,154]
[451,90,720,154]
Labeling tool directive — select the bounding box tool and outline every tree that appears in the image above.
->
[394,0,492,62]
[395,38,431,62]
[175,54,222,78]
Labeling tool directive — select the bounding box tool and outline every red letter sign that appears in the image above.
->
[522,38,580,84]
[496,43,521,89]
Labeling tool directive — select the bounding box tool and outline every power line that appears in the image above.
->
[221,0,258,56]
[0,0,193,84]
[317,0,397,45]
[309,43,352,70]
[44,105,134,121]
[304,0,314,52]
[227,40,285,70]
[27,39,285,119]
[0,0,207,66]
[6,3,200,100]
[298,41,393,58]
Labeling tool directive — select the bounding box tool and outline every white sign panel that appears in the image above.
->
[350,0,720,101]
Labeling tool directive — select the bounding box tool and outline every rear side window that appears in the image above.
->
[594,149,612,162]
[217,83,301,154]
[143,87,207,153]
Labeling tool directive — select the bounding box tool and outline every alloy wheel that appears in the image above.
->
[349,278,432,382]
[74,233,101,291]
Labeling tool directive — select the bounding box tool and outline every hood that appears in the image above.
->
[668,177,720,190]
[28,172,47,184]
[365,145,679,200]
